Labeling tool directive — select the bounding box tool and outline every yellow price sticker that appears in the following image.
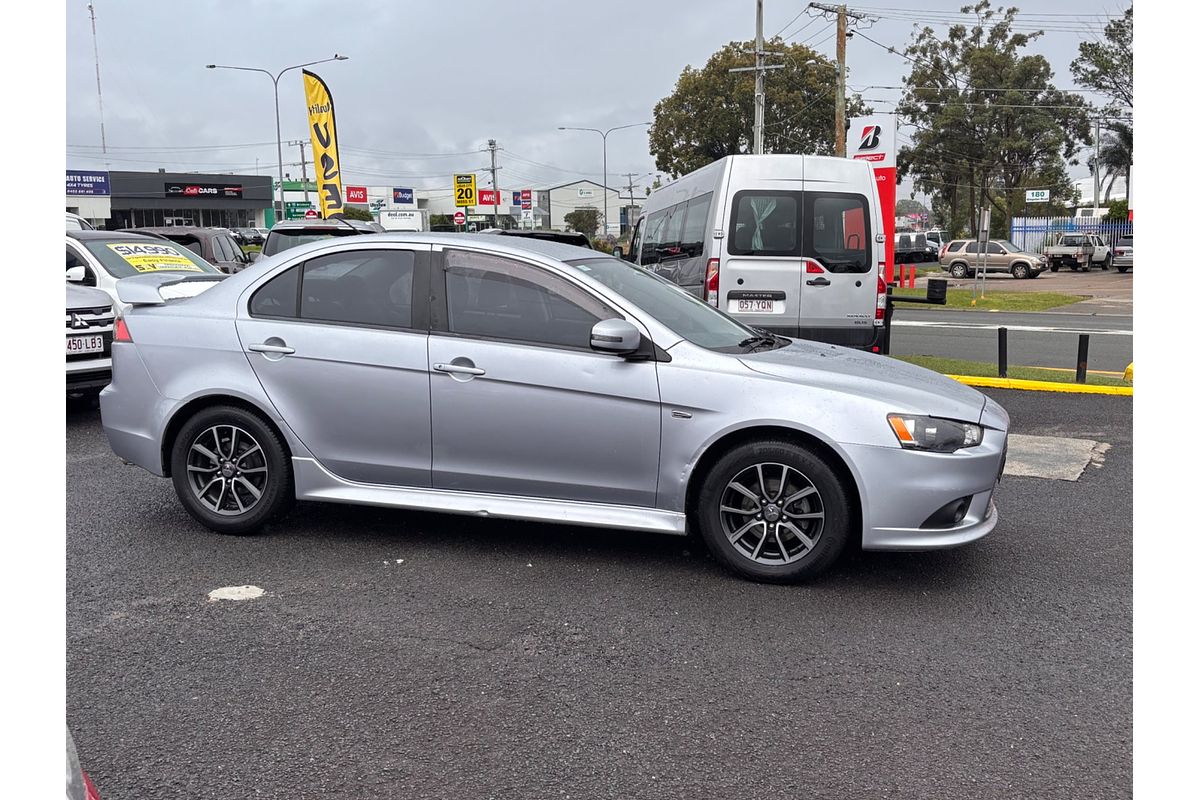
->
[107,243,204,272]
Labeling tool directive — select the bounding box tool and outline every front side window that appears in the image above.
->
[639,209,670,264]
[986,241,1005,255]
[443,249,617,349]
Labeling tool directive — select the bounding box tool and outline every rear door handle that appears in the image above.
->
[433,363,486,376]
[806,277,831,287]
[248,343,295,355]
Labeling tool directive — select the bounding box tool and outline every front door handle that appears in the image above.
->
[806,277,831,287]
[248,343,295,355]
[434,362,486,376]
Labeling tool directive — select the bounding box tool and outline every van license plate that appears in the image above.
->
[735,299,775,313]
[67,334,105,355]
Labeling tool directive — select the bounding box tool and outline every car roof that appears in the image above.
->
[269,218,378,231]
[256,231,604,264]
[67,229,168,242]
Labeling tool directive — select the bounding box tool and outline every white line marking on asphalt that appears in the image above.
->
[207,585,264,601]
[1004,435,1111,481]
[893,320,1132,336]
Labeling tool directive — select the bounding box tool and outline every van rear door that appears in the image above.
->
[720,190,805,326]
[797,191,877,344]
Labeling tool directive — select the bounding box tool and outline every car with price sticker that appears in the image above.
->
[66,282,115,395]
[67,230,225,311]
[619,155,887,351]
[99,233,1009,584]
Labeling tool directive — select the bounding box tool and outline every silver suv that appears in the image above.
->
[66,283,115,395]
[939,239,1048,279]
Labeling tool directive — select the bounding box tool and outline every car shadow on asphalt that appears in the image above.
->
[259,500,996,592]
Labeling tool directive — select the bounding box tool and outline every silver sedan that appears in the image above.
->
[100,234,1008,583]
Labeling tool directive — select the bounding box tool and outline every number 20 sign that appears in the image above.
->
[454,174,476,207]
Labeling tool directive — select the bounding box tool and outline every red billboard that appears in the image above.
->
[345,185,368,204]
[478,189,500,206]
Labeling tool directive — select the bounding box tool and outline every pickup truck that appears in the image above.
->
[1044,233,1095,272]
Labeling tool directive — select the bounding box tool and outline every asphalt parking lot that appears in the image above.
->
[66,388,1131,800]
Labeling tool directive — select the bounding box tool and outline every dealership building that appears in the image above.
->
[66,169,273,230]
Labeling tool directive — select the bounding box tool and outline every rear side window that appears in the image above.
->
[729,191,799,255]
[679,192,712,257]
[805,193,870,273]
[947,241,965,253]
[249,250,416,328]
[250,265,300,317]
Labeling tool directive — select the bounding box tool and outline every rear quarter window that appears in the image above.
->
[947,241,965,253]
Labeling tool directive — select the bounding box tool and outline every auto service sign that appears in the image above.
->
[849,115,897,283]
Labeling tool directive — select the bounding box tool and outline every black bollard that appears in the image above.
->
[998,327,1008,379]
[1076,334,1090,383]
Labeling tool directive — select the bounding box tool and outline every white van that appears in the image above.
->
[620,155,885,349]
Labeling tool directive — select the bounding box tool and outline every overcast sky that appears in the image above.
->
[65,0,1130,201]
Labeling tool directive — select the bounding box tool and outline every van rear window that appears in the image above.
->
[728,190,871,273]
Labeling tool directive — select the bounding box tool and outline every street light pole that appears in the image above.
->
[559,122,650,238]
[206,54,348,223]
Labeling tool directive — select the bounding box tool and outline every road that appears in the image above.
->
[890,308,1133,372]
[67,389,1131,800]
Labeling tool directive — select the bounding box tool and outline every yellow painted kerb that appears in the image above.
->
[947,375,1133,396]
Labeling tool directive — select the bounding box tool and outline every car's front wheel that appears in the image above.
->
[696,440,851,583]
[170,405,293,535]
[1011,262,1030,279]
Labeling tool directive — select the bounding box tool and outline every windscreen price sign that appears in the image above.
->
[454,174,477,207]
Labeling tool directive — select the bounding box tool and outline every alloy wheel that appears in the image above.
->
[185,425,269,516]
[719,462,825,565]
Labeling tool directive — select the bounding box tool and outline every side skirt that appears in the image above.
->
[292,458,688,536]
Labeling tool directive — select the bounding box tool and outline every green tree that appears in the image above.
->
[564,209,600,237]
[897,1,1091,235]
[1097,121,1132,203]
[340,206,375,222]
[895,198,929,217]
[1070,6,1132,112]
[649,38,869,176]
[1103,199,1128,222]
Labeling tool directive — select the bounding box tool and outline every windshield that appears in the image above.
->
[566,257,771,352]
[83,239,221,278]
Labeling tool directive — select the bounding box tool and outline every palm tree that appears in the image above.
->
[1099,122,1133,203]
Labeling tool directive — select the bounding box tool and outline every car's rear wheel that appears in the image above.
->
[949,263,968,279]
[170,405,293,535]
[1050,263,1060,273]
[696,440,851,583]
[1103,255,1113,270]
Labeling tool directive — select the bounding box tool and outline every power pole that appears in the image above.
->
[286,140,310,203]
[729,1,783,155]
[87,4,108,163]
[809,3,869,156]
[622,172,640,235]
[487,138,502,229]
[1093,117,1101,215]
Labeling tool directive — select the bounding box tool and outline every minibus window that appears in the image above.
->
[805,194,871,273]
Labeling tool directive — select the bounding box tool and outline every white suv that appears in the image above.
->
[66,283,114,395]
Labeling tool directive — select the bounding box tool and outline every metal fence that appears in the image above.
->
[1009,216,1133,254]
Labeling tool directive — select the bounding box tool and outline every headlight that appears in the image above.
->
[888,414,983,452]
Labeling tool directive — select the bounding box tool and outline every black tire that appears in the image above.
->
[1118,265,1129,273]
[170,405,293,535]
[1011,262,1030,280]
[949,263,968,279]
[1070,265,1080,272]
[1030,270,1042,278]
[1103,255,1112,270]
[1050,263,1060,273]
[695,440,851,583]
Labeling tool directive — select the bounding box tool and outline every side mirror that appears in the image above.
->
[66,266,86,283]
[590,318,641,355]
[612,245,624,260]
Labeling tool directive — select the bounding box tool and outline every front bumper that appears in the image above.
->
[847,427,1007,550]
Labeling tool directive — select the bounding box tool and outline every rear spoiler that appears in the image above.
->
[115,272,227,305]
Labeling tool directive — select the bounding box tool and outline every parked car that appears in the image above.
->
[236,227,265,246]
[66,282,115,395]
[894,232,930,263]
[1087,234,1112,270]
[1044,233,1095,272]
[261,218,383,257]
[67,230,226,310]
[1113,234,1133,272]
[255,227,271,241]
[66,211,95,230]
[480,228,592,248]
[99,233,1009,584]
[621,154,886,351]
[128,226,257,274]
[939,239,1048,279]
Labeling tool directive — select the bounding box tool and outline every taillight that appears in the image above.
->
[805,261,824,274]
[939,244,948,259]
[114,317,132,343]
[875,274,887,324]
[704,258,720,307]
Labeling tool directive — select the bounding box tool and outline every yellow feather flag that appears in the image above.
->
[303,70,345,219]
